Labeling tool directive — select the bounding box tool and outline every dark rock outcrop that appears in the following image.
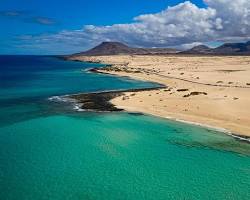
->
[70,86,166,112]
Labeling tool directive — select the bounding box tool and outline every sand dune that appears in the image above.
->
[70,55,250,137]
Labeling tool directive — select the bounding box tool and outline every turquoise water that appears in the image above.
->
[0,56,250,199]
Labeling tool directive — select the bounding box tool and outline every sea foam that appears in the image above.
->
[48,95,84,112]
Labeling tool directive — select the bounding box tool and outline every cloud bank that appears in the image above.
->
[19,0,250,54]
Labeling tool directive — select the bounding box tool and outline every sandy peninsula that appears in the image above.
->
[70,55,250,138]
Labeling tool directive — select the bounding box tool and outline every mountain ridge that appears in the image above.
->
[182,41,250,55]
[72,41,250,56]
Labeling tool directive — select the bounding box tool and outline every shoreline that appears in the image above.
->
[63,88,250,143]
[65,55,250,142]
[68,86,166,112]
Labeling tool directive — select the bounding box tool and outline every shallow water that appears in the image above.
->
[0,56,249,200]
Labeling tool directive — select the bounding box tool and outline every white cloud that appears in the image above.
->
[19,0,250,54]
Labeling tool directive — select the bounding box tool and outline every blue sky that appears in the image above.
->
[0,0,249,54]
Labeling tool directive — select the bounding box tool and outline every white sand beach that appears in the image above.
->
[70,55,250,137]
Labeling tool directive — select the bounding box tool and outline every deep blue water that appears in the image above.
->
[0,56,250,200]
[0,55,157,127]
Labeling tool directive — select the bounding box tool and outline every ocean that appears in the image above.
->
[0,56,249,200]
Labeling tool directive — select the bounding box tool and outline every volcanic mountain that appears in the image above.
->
[72,41,250,56]
[74,42,179,56]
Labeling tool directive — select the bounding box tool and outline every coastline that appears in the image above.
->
[69,86,166,112]
[64,88,250,143]
[66,55,250,141]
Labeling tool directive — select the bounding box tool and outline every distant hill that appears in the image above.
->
[71,41,250,56]
[181,41,250,55]
[74,42,179,56]
[181,45,212,54]
[212,41,250,55]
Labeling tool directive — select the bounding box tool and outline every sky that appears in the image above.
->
[0,0,250,55]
